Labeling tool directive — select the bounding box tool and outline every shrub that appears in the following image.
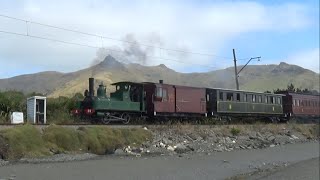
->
[230,127,241,136]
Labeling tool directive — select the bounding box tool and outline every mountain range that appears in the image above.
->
[0,55,319,97]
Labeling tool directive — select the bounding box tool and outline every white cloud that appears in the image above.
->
[287,48,320,73]
[0,0,316,77]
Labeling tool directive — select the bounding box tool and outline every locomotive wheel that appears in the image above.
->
[121,113,131,124]
[101,117,111,124]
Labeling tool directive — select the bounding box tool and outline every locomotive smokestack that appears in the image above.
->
[159,80,163,84]
[89,78,94,96]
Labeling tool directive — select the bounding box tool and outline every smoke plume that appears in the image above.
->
[91,33,164,66]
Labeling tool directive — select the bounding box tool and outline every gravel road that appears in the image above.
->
[0,142,318,180]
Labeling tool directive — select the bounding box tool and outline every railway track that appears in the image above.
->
[0,122,315,129]
[0,123,146,130]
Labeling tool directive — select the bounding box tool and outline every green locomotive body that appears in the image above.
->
[74,78,145,124]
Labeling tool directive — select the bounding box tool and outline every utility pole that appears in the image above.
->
[233,49,261,90]
[233,49,239,90]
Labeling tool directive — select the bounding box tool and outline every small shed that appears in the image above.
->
[27,96,47,124]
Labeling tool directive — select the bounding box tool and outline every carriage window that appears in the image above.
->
[277,97,281,104]
[162,89,167,101]
[252,95,256,102]
[297,100,300,106]
[258,95,262,103]
[244,94,247,102]
[219,92,224,101]
[301,100,304,106]
[156,87,163,97]
[236,93,240,101]
[293,99,296,106]
[247,94,252,102]
[227,93,233,101]
[265,96,268,103]
[270,96,274,104]
[206,94,210,101]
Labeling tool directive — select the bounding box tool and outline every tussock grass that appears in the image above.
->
[0,125,49,160]
[43,125,81,153]
[78,127,125,154]
[230,127,241,136]
[290,124,319,138]
[78,127,152,154]
[0,125,152,160]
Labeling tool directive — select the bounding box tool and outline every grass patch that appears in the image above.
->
[43,125,82,153]
[0,125,49,160]
[0,125,152,160]
[230,127,241,136]
[78,127,152,154]
[291,124,319,138]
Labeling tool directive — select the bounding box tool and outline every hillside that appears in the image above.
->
[0,55,319,97]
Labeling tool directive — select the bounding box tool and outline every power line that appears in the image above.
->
[0,14,232,60]
[0,29,226,69]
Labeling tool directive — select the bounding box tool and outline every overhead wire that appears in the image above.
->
[0,14,232,60]
[0,29,225,69]
[0,14,257,68]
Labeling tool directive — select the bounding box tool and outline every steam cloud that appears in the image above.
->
[91,33,165,66]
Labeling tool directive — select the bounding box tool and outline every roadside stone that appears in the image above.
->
[256,132,263,138]
[188,133,199,140]
[285,130,292,136]
[213,147,223,152]
[167,146,175,151]
[174,143,191,154]
[225,137,233,144]
[291,135,299,140]
[114,149,126,155]
[270,144,276,148]
[249,132,257,139]
[124,146,132,153]
[267,135,276,142]
[131,147,143,154]
[0,159,9,167]
[159,142,166,148]
[162,138,172,145]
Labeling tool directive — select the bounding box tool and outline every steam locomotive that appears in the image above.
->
[72,78,320,124]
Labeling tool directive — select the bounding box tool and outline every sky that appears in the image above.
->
[0,0,319,78]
